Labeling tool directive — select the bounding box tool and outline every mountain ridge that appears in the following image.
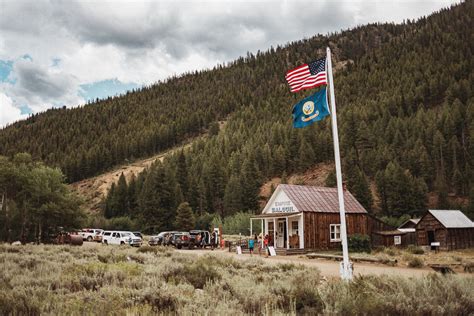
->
[2,2,473,225]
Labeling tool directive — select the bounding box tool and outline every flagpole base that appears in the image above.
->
[339,261,353,280]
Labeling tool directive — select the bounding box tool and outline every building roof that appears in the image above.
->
[277,184,367,214]
[427,210,474,228]
[398,218,420,229]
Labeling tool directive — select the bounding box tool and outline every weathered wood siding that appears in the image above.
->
[446,228,474,250]
[367,215,395,234]
[303,213,368,250]
[371,232,416,248]
[416,213,447,249]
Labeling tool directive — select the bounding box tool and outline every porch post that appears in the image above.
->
[250,219,253,237]
[300,214,304,249]
[273,217,276,247]
[286,216,289,249]
[261,219,264,237]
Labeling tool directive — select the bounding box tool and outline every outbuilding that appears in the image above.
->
[371,230,416,248]
[398,218,420,232]
[250,184,388,254]
[416,210,474,250]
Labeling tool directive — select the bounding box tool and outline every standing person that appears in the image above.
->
[210,231,215,250]
[257,233,263,256]
[264,234,269,258]
[195,234,202,248]
[213,230,218,249]
[248,237,255,256]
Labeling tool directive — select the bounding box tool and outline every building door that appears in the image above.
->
[427,231,435,243]
[277,220,286,248]
[268,222,274,246]
[427,230,435,250]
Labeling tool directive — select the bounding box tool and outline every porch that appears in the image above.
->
[250,211,304,249]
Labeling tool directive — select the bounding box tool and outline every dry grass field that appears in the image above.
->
[1,243,473,315]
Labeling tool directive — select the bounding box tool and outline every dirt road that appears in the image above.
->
[83,242,470,278]
[176,248,434,278]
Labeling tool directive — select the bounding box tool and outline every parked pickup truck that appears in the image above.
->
[102,231,142,247]
[79,228,103,242]
[171,232,191,249]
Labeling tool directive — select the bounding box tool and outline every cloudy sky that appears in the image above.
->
[0,0,458,127]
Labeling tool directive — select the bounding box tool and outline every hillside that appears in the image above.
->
[1,2,473,227]
[71,142,189,213]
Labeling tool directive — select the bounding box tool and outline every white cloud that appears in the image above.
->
[0,92,27,127]
[5,59,84,113]
[0,0,460,125]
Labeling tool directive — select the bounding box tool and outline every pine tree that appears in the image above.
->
[347,168,373,211]
[115,173,129,217]
[223,174,243,216]
[176,151,188,199]
[175,202,195,231]
[128,174,138,215]
[104,183,118,218]
[240,157,260,211]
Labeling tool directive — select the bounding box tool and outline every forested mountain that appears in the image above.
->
[1,2,473,231]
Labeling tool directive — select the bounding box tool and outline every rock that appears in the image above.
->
[11,241,21,246]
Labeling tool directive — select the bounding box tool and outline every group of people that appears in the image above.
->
[194,230,219,249]
[248,233,272,257]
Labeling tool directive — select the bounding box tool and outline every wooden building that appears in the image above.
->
[398,218,420,232]
[371,230,416,248]
[250,184,388,253]
[416,210,474,250]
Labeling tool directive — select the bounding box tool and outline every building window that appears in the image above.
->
[291,221,299,235]
[394,236,401,245]
[330,224,341,242]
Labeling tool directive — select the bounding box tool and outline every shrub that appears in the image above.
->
[463,262,474,273]
[383,247,399,256]
[163,259,221,289]
[141,288,177,312]
[137,245,158,254]
[407,256,424,268]
[406,245,424,254]
[348,234,371,253]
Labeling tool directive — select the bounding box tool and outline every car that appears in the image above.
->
[93,229,104,242]
[189,230,211,248]
[149,231,179,246]
[102,231,142,247]
[171,232,191,249]
[79,228,102,242]
[132,231,143,239]
[148,235,161,246]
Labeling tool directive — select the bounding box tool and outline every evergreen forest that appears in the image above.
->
[0,1,473,231]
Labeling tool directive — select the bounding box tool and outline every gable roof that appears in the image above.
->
[274,184,367,214]
[427,210,474,228]
[398,218,420,229]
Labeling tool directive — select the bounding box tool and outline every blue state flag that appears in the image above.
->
[292,87,330,128]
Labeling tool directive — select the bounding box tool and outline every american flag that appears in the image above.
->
[285,58,327,93]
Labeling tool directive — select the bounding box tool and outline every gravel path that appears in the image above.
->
[176,248,434,278]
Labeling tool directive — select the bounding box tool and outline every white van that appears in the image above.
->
[102,231,142,247]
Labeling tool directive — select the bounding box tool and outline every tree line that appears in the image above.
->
[0,154,84,242]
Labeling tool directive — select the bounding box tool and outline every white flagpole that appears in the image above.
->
[326,47,352,280]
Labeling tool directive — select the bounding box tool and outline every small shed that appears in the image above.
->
[398,218,420,232]
[371,230,416,248]
[416,210,474,250]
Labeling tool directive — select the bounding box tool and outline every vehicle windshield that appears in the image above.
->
[122,232,131,237]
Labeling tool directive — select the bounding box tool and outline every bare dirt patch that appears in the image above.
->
[70,139,200,213]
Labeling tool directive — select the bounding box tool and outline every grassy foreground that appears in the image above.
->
[0,244,473,315]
